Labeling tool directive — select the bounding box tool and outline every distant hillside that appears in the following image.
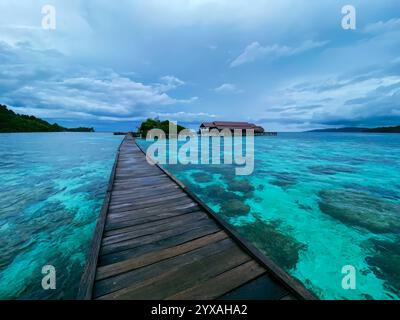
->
[0,105,94,133]
[364,126,400,133]
[307,126,400,133]
[307,127,366,133]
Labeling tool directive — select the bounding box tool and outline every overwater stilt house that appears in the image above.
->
[199,121,270,135]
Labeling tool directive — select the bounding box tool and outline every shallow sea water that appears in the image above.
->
[0,133,122,299]
[138,133,400,300]
[1,132,399,300]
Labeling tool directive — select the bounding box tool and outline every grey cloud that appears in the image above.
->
[262,66,400,129]
[0,41,197,121]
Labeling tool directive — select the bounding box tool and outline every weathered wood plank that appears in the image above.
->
[108,192,188,211]
[102,212,208,246]
[95,238,242,299]
[107,200,198,223]
[98,226,222,267]
[107,197,196,219]
[100,219,218,256]
[110,187,181,204]
[111,183,179,196]
[112,178,172,191]
[104,207,202,236]
[219,274,289,300]
[96,231,228,281]
[97,245,251,300]
[166,261,265,300]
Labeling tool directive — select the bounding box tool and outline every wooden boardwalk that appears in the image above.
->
[78,134,315,300]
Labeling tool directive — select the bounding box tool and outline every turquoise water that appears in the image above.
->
[0,133,122,299]
[1,133,399,300]
[138,133,400,300]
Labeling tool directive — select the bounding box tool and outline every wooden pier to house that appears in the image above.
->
[77,134,314,300]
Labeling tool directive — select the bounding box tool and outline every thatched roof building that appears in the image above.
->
[200,121,265,134]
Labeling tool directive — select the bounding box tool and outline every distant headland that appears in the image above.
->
[0,105,94,133]
[306,126,400,133]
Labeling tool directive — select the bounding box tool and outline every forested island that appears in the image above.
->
[307,126,400,133]
[138,118,186,137]
[0,105,94,133]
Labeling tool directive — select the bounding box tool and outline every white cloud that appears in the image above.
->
[363,18,400,34]
[150,111,218,122]
[158,75,185,91]
[214,83,242,94]
[230,40,328,67]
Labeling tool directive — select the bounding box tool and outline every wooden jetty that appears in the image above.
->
[78,134,315,300]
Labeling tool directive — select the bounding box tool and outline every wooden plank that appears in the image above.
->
[108,192,188,211]
[218,274,288,300]
[105,201,198,229]
[112,179,172,191]
[97,226,222,267]
[110,187,181,203]
[96,231,228,281]
[96,239,249,299]
[104,207,202,236]
[102,211,208,246]
[113,175,171,184]
[110,183,179,196]
[166,261,266,300]
[107,200,197,223]
[95,237,234,297]
[99,247,251,300]
[110,189,187,206]
[107,198,196,220]
[100,218,218,256]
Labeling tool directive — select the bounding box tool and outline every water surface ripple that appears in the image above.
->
[0,133,122,299]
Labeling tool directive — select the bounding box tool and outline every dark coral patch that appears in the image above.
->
[229,179,255,194]
[309,165,356,175]
[191,171,213,183]
[204,185,242,200]
[365,239,400,294]
[237,219,306,270]
[219,199,251,217]
[298,203,313,211]
[344,183,400,201]
[269,172,297,189]
[318,189,400,234]
[200,184,243,206]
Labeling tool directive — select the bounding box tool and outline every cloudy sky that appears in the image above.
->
[0,0,399,131]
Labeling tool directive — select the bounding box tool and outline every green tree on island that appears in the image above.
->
[0,104,94,133]
[138,118,186,137]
